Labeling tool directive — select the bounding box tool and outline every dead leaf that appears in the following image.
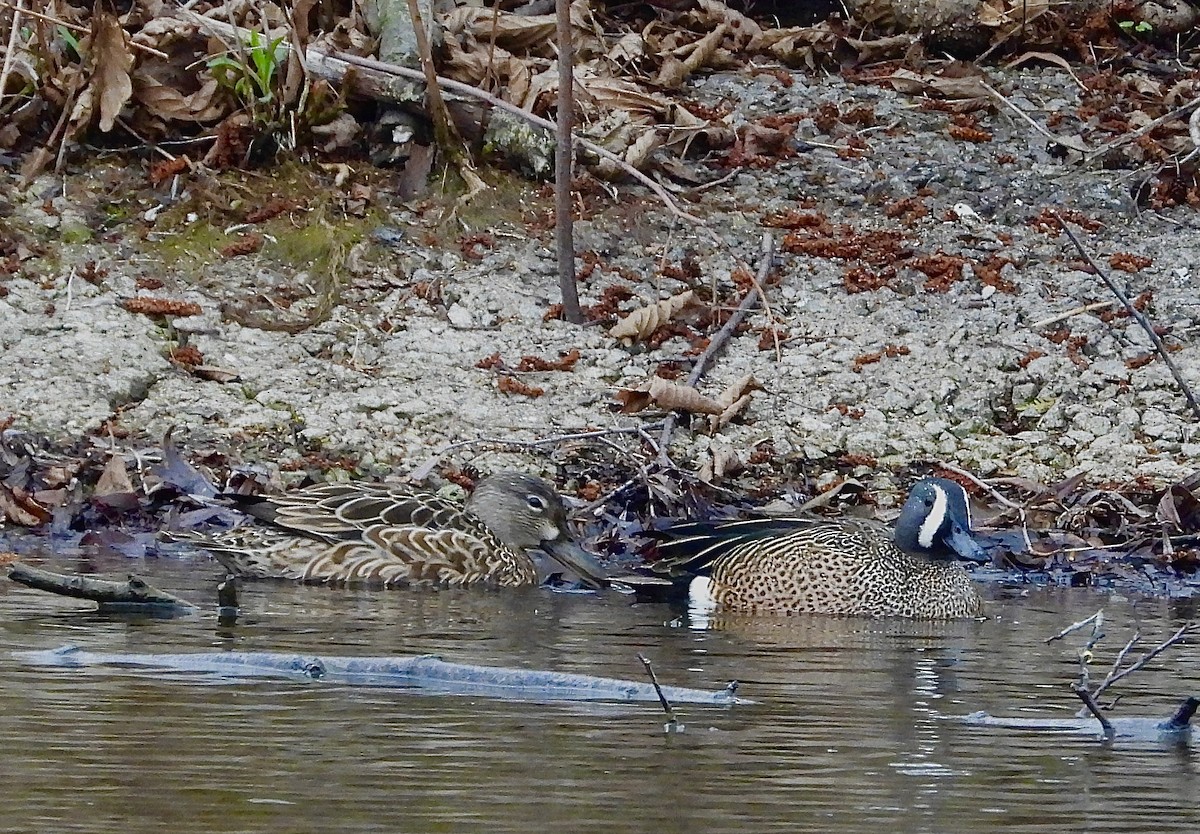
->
[610,290,696,344]
[615,376,724,415]
[0,484,52,526]
[95,453,134,497]
[699,439,743,484]
[89,6,134,133]
[707,374,760,432]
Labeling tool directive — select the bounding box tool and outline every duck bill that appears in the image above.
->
[947,524,991,563]
[540,539,609,590]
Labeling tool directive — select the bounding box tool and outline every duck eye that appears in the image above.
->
[526,494,547,511]
[923,497,934,508]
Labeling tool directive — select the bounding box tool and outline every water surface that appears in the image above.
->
[2,556,1197,833]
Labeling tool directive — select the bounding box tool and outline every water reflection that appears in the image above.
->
[1,557,1197,834]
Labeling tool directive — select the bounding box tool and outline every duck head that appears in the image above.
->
[893,477,988,562]
[469,473,609,589]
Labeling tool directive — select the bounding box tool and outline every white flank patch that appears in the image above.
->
[688,576,718,631]
[917,484,948,549]
[688,576,718,612]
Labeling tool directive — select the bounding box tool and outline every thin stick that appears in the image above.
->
[1054,213,1200,422]
[1089,622,1195,700]
[637,653,680,729]
[982,81,1087,154]
[554,0,581,323]
[1072,683,1114,736]
[304,47,704,226]
[0,1,170,59]
[656,233,774,466]
[0,0,23,111]
[1030,300,1117,329]
[1082,92,1200,165]
[1046,609,1103,644]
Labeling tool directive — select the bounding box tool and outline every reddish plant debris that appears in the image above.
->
[412,279,443,307]
[516,349,581,372]
[721,117,801,168]
[579,251,605,281]
[1066,335,1090,369]
[577,480,605,502]
[996,153,1017,164]
[475,352,504,370]
[1018,349,1045,369]
[582,284,636,323]
[812,102,840,133]
[948,114,992,142]
[747,442,776,466]
[783,227,908,265]
[835,136,869,159]
[830,402,866,419]
[883,197,928,224]
[843,265,894,293]
[644,320,696,351]
[220,234,263,258]
[497,376,544,398]
[148,156,189,186]
[443,469,479,490]
[124,297,202,317]
[654,362,684,380]
[1097,291,1152,323]
[683,336,710,357]
[851,344,909,372]
[912,252,966,292]
[246,198,296,224]
[838,453,877,467]
[661,255,702,281]
[459,232,496,261]
[757,326,786,350]
[169,345,204,366]
[78,260,108,285]
[1028,207,1103,235]
[761,210,832,232]
[279,452,363,474]
[974,254,1017,294]
[731,266,756,292]
[1126,353,1155,370]
[543,303,564,322]
[44,303,56,316]
[1044,326,1072,345]
[135,275,163,290]
[1109,252,1153,272]
[933,469,983,496]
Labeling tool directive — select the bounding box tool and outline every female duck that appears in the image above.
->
[175,472,606,589]
[645,478,986,619]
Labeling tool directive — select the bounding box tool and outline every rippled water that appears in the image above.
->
[2,555,1198,834]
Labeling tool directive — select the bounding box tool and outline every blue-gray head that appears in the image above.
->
[893,478,988,562]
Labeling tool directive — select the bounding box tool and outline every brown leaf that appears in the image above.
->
[89,6,134,133]
[0,484,52,526]
[616,377,724,415]
[95,453,134,498]
[609,290,697,345]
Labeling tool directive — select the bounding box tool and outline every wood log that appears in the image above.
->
[7,562,198,612]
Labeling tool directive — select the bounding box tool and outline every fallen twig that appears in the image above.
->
[982,82,1087,155]
[1089,622,1195,701]
[656,233,774,467]
[0,0,24,111]
[1054,213,1200,422]
[1030,300,1117,330]
[638,653,681,732]
[1046,609,1103,644]
[1081,92,1200,166]
[7,562,198,611]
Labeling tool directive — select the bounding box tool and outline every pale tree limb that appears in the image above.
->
[7,562,198,611]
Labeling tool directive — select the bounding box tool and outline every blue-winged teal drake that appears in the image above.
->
[643,478,985,619]
[174,472,607,589]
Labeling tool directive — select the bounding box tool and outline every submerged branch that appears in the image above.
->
[7,562,198,611]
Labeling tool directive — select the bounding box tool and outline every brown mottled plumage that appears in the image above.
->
[647,478,985,619]
[173,473,606,589]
